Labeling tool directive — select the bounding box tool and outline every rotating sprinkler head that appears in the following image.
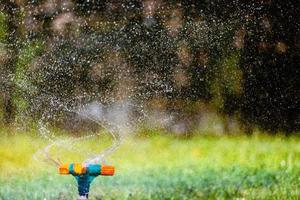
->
[59,163,115,200]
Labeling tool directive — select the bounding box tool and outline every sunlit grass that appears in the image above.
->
[1,129,300,199]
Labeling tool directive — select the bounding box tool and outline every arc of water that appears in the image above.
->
[15,77,147,165]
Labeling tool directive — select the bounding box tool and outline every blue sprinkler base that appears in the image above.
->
[73,174,97,199]
[59,163,115,200]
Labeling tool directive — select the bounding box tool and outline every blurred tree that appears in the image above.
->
[0,1,20,124]
[240,0,300,134]
[122,4,177,101]
[0,0,298,135]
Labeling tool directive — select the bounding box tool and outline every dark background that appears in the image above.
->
[0,0,299,135]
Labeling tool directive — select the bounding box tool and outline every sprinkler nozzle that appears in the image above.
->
[59,163,115,199]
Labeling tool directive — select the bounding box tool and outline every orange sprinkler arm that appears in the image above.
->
[59,163,115,176]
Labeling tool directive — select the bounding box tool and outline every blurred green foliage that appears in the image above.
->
[0,12,6,42]
[14,40,45,119]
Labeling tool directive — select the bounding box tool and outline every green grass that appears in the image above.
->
[1,130,300,199]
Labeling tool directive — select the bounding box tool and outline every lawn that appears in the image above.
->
[0,129,300,199]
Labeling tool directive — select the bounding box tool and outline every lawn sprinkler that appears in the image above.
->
[59,163,115,200]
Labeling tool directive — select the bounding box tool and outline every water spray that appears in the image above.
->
[33,101,137,199]
[59,163,115,200]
